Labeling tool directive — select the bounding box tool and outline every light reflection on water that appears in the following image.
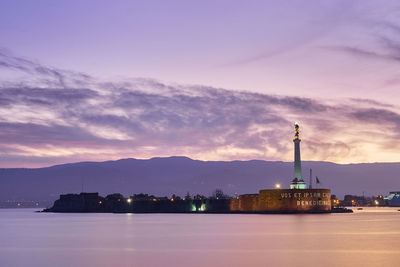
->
[0,208,399,267]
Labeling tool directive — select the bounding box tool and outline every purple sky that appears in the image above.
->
[1,0,400,167]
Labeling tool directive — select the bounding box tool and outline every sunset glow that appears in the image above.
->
[1,0,400,167]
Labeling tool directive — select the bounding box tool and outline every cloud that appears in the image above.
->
[0,49,92,88]
[1,51,400,167]
[325,45,400,63]
[349,98,394,108]
[220,1,357,67]
[351,108,400,130]
[325,21,400,64]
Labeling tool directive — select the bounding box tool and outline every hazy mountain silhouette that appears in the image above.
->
[1,156,399,201]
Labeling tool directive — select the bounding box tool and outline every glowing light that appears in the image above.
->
[200,204,206,211]
[375,200,379,205]
[98,201,102,204]
[275,184,281,189]
[127,198,132,203]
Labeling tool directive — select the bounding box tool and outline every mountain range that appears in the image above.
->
[1,156,399,201]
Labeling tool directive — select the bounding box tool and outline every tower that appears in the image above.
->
[290,122,308,189]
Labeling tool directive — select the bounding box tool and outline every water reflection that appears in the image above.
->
[0,208,399,267]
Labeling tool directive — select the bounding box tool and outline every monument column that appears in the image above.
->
[294,122,302,180]
[290,122,307,189]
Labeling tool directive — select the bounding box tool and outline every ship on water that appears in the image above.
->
[384,192,400,206]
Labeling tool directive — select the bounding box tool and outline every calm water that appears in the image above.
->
[1,208,399,267]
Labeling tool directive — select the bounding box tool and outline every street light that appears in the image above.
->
[275,184,281,189]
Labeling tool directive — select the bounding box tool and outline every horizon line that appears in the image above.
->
[2,156,400,169]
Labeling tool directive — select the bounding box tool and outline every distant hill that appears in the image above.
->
[1,156,399,201]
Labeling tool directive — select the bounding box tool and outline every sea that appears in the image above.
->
[0,208,399,267]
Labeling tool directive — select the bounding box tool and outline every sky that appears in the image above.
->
[1,0,400,167]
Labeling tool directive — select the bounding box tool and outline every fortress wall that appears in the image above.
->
[230,198,240,212]
[232,189,331,213]
[238,194,258,212]
[258,189,331,212]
